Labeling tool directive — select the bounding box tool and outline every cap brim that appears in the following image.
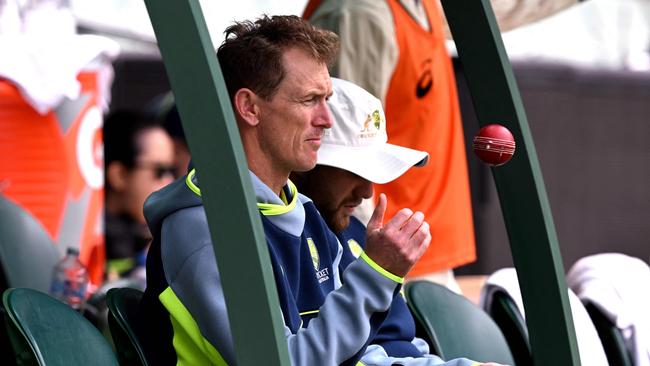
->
[317,143,429,184]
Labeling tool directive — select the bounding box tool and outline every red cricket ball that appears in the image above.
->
[473,124,516,166]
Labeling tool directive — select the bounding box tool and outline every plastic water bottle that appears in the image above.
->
[50,247,89,311]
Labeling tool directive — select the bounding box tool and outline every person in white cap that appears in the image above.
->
[293,78,505,365]
[293,77,429,234]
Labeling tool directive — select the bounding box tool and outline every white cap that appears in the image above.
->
[317,78,428,184]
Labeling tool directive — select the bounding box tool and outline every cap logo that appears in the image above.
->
[359,110,382,138]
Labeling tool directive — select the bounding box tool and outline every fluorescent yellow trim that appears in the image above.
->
[360,252,404,284]
[279,187,288,205]
[187,169,298,216]
[299,309,320,316]
[356,362,366,366]
[185,169,298,216]
[159,287,228,366]
[257,180,299,216]
[106,258,135,274]
[186,169,201,196]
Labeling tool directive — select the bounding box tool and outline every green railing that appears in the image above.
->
[144,0,580,364]
[441,0,580,364]
[144,0,290,364]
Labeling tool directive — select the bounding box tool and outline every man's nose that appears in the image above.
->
[314,99,333,129]
[356,178,374,199]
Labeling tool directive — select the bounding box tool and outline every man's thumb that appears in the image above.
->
[367,193,387,232]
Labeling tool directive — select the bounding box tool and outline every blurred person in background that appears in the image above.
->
[145,93,192,178]
[162,104,192,177]
[103,110,176,287]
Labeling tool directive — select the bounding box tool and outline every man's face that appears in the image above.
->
[297,166,373,232]
[255,47,333,175]
[124,127,175,223]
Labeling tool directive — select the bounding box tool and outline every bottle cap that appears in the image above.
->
[66,247,79,256]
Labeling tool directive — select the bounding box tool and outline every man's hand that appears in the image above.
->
[364,194,431,278]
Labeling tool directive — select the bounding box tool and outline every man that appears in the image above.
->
[137,15,498,366]
[293,78,507,365]
[291,77,432,362]
[104,110,175,283]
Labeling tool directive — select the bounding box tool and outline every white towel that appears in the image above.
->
[0,34,120,115]
[567,253,650,366]
[481,268,609,366]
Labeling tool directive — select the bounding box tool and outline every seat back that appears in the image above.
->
[106,288,149,366]
[484,290,533,366]
[585,302,633,366]
[0,196,62,365]
[483,267,610,366]
[2,288,119,366]
[0,196,60,292]
[405,281,515,365]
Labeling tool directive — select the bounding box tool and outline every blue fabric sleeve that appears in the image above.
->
[284,257,400,365]
[161,207,237,364]
[163,207,401,365]
[360,342,479,366]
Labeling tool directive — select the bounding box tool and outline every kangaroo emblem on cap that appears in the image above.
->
[361,110,382,132]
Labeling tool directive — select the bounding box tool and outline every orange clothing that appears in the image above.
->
[379,0,475,275]
[374,0,475,275]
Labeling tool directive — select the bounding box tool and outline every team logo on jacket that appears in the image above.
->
[307,238,330,283]
[307,238,320,270]
[347,239,363,259]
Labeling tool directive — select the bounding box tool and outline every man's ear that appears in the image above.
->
[233,88,260,127]
[107,162,128,192]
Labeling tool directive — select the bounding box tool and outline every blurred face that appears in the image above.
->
[296,166,373,232]
[172,139,191,177]
[255,47,333,176]
[124,127,175,223]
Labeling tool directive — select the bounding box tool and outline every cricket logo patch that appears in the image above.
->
[307,238,320,271]
[307,237,330,283]
[347,239,363,259]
